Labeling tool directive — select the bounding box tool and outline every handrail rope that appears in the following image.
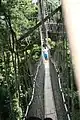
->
[24,59,42,119]
[50,56,71,120]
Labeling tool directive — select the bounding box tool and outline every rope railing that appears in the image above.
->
[50,57,71,120]
[24,59,42,119]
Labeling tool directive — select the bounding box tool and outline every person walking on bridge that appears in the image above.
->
[43,44,49,61]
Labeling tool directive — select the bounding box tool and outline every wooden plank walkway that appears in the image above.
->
[44,60,58,120]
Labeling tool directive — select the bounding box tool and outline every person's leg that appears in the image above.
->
[44,54,47,60]
[47,53,48,60]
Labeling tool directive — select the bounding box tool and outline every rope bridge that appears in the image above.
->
[0,1,79,120]
[25,2,79,120]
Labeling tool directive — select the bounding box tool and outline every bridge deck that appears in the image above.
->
[44,60,57,120]
[27,59,68,120]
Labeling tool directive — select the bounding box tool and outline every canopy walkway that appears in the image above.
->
[23,1,80,120]
[0,1,80,120]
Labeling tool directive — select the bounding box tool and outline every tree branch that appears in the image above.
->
[18,5,61,41]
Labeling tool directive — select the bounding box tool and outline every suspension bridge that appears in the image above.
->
[0,0,79,120]
[22,1,80,120]
[26,57,71,120]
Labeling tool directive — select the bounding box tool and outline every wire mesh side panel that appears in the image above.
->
[50,10,80,120]
[27,61,45,119]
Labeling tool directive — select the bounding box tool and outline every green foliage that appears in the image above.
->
[48,0,60,8]
[11,0,38,36]
[48,38,55,49]
[0,0,41,119]
[12,97,22,120]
